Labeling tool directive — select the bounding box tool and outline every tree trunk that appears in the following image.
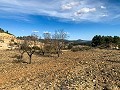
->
[57,51,60,57]
[20,53,24,60]
[42,51,45,55]
[29,55,32,64]
[58,53,60,57]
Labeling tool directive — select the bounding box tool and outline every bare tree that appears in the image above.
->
[26,46,36,64]
[42,30,68,57]
[19,43,26,61]
[43,32,51,44]
[19,34,40,64]
[43,32,52,56]
[52,29,68,57]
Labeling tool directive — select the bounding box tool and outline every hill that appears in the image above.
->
[0,28,13,35]
[66,39,92,46]
[0,28,17,50]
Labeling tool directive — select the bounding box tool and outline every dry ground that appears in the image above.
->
[0,49,120,90]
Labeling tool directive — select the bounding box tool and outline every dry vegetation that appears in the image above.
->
[0,49,120,90]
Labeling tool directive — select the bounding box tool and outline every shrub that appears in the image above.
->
[12,55,24,63]
[71,47,80,52]
[68,44,73,49]
[71,46,91,52]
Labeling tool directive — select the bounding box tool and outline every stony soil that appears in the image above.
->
[0,49,120,90]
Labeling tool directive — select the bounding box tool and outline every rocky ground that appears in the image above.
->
[0,49,120,90]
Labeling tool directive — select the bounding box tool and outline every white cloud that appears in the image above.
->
[32,30,39,33]
[0,0,118,22]
[61,2,80,10]
[102,14,108,17]
[43,31,51,34]
[101,6,106,9]
[61,5,72,10]
[72,18,75,21]
[75,8,96,15]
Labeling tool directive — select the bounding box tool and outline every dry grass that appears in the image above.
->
[0,49,120,90]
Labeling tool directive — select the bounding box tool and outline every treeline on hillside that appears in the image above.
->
[17,35,40,41]
[92,35,120,48]
[0,28,13,35]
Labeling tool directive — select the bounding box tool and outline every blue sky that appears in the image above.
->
[0,0,120,40]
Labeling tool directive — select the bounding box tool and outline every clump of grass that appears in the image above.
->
[12,55,24,63]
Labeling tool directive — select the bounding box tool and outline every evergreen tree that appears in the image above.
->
[92,35,120,48]
[113,36,120,45]
[92,35,102,47]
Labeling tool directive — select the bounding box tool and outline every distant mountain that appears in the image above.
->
[75,39,91,43]
[66,39,92,46]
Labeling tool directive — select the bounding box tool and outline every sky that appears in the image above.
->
[0,0,120,40]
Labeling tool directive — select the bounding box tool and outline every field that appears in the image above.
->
[0,49,120,90]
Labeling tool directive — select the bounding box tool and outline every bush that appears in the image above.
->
[12,55,24,63]
[32,46,40,50]
[44,45,51,52]
[67,44,73,49]
[71,47,80,52]
[71,46,91,52]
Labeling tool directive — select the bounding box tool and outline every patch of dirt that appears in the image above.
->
[0,49,120,90]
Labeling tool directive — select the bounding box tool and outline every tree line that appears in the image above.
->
[92,35,120,48]
[0,28,13,35]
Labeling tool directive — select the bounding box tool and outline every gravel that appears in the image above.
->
[0,49,120,90]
